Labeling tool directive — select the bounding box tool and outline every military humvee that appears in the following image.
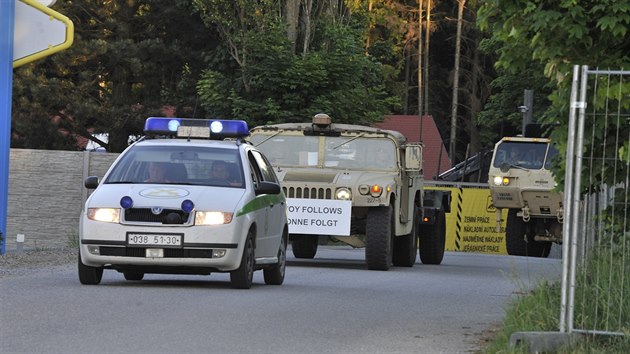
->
[488,136,562,257]
[249,114,450,270]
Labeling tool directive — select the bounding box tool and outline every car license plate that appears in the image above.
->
[127,233,183,247]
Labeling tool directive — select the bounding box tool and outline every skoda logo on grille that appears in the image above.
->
[151,207,163,215]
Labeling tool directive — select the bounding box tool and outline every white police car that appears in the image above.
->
[78,118,288,289]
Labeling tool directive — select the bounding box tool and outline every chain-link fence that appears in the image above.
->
[561,65,630,337]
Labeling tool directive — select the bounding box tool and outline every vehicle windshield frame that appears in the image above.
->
[104,145,245,188]
[493,141,550,170]
[250,134,398,170]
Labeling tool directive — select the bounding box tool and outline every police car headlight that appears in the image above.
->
[195,211,233,225]
[87,208,120,223]
[335,188,351,200]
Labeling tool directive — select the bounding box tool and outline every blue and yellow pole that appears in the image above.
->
[0,0,16,255]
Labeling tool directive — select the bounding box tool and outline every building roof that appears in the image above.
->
[373,115,451,180]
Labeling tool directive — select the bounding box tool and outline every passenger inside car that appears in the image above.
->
[145,162,171,183]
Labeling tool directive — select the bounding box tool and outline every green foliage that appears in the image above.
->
[196,9,400,127]
[484,263,630,353]
[477,1,630,191]
[12,0,213,152]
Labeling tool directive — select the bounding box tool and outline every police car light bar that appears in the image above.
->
[144,117,249,139]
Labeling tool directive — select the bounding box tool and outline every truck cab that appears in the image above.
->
[488,136,562,257]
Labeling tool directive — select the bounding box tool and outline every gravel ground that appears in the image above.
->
[0,247,76,278]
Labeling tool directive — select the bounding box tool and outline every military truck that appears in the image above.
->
[488,136,562,257]
[248,113,450,270]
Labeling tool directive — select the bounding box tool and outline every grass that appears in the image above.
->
[483,246,630,353]
[67,232,79,248]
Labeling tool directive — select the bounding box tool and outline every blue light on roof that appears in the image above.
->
[144,117,249,139]
[144,117,182,134]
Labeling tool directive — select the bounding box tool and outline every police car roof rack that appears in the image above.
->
[143,117,249,141]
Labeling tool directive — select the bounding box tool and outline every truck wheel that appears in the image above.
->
[291,234,318,259]
[505,210,551,257]
[264,231,287,285]
[78,252,103,285]
[230,231,255,289]
[366,205,394,270]
[418,210,446,265]
[393,206,418,267]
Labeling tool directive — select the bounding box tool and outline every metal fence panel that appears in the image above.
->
[563,65,630,336]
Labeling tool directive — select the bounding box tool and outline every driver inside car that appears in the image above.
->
[210,161,240,187]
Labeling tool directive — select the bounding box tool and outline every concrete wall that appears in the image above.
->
[5,149,119,250]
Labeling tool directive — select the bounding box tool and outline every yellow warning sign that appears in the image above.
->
[427,186,508,255]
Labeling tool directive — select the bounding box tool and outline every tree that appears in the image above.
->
[477,0,630,188]
[12,0,213,152]
[194,0,400,127]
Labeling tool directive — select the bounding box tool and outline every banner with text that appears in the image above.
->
[286,198,352,236]
[427,186,508,255]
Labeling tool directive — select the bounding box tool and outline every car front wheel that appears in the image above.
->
[230,230,255,289]
[78,252,103,285]
[264,230,287,285]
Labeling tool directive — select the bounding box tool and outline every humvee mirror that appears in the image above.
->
[405,145,422,171]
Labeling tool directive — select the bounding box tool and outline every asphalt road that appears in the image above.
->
[1,247,562,354]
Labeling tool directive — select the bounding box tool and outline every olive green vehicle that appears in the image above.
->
[488,136,562,257]
[249,114,450,270]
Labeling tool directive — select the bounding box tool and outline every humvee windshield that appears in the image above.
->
[493,141,557,170]
[250,135,397,170]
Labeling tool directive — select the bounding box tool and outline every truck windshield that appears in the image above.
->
[493,141,550,170]
[251,134,397,170]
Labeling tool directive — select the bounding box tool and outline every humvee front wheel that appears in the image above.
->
[418,210,446,265]
[505,210,551,257]
[291,234,318,259]
[366,205,394,270]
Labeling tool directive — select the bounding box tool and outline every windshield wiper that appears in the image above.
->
[254,131,281,147]
[331,133,365,150]
[500,162,527,173]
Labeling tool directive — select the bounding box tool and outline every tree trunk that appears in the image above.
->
[449,0,465,163]
[285,0,299,53]
[467,35,482,155]
[301,0,313,55]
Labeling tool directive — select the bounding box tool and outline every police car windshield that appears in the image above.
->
[493,141,549,170]
[250,134,396,170]
[104,146,245,188]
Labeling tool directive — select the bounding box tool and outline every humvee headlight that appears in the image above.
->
[370,184,383,197]
[335,188,352,200]
[87,208,120,223]
[195,211,233,225]
[493,176,511,186]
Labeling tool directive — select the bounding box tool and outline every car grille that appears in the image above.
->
[123,208,191,225]
[282,186,333,199]
[99,247,212,258]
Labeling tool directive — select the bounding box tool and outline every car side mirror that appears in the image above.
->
[84,176,99,189]
[255,181,281,195]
